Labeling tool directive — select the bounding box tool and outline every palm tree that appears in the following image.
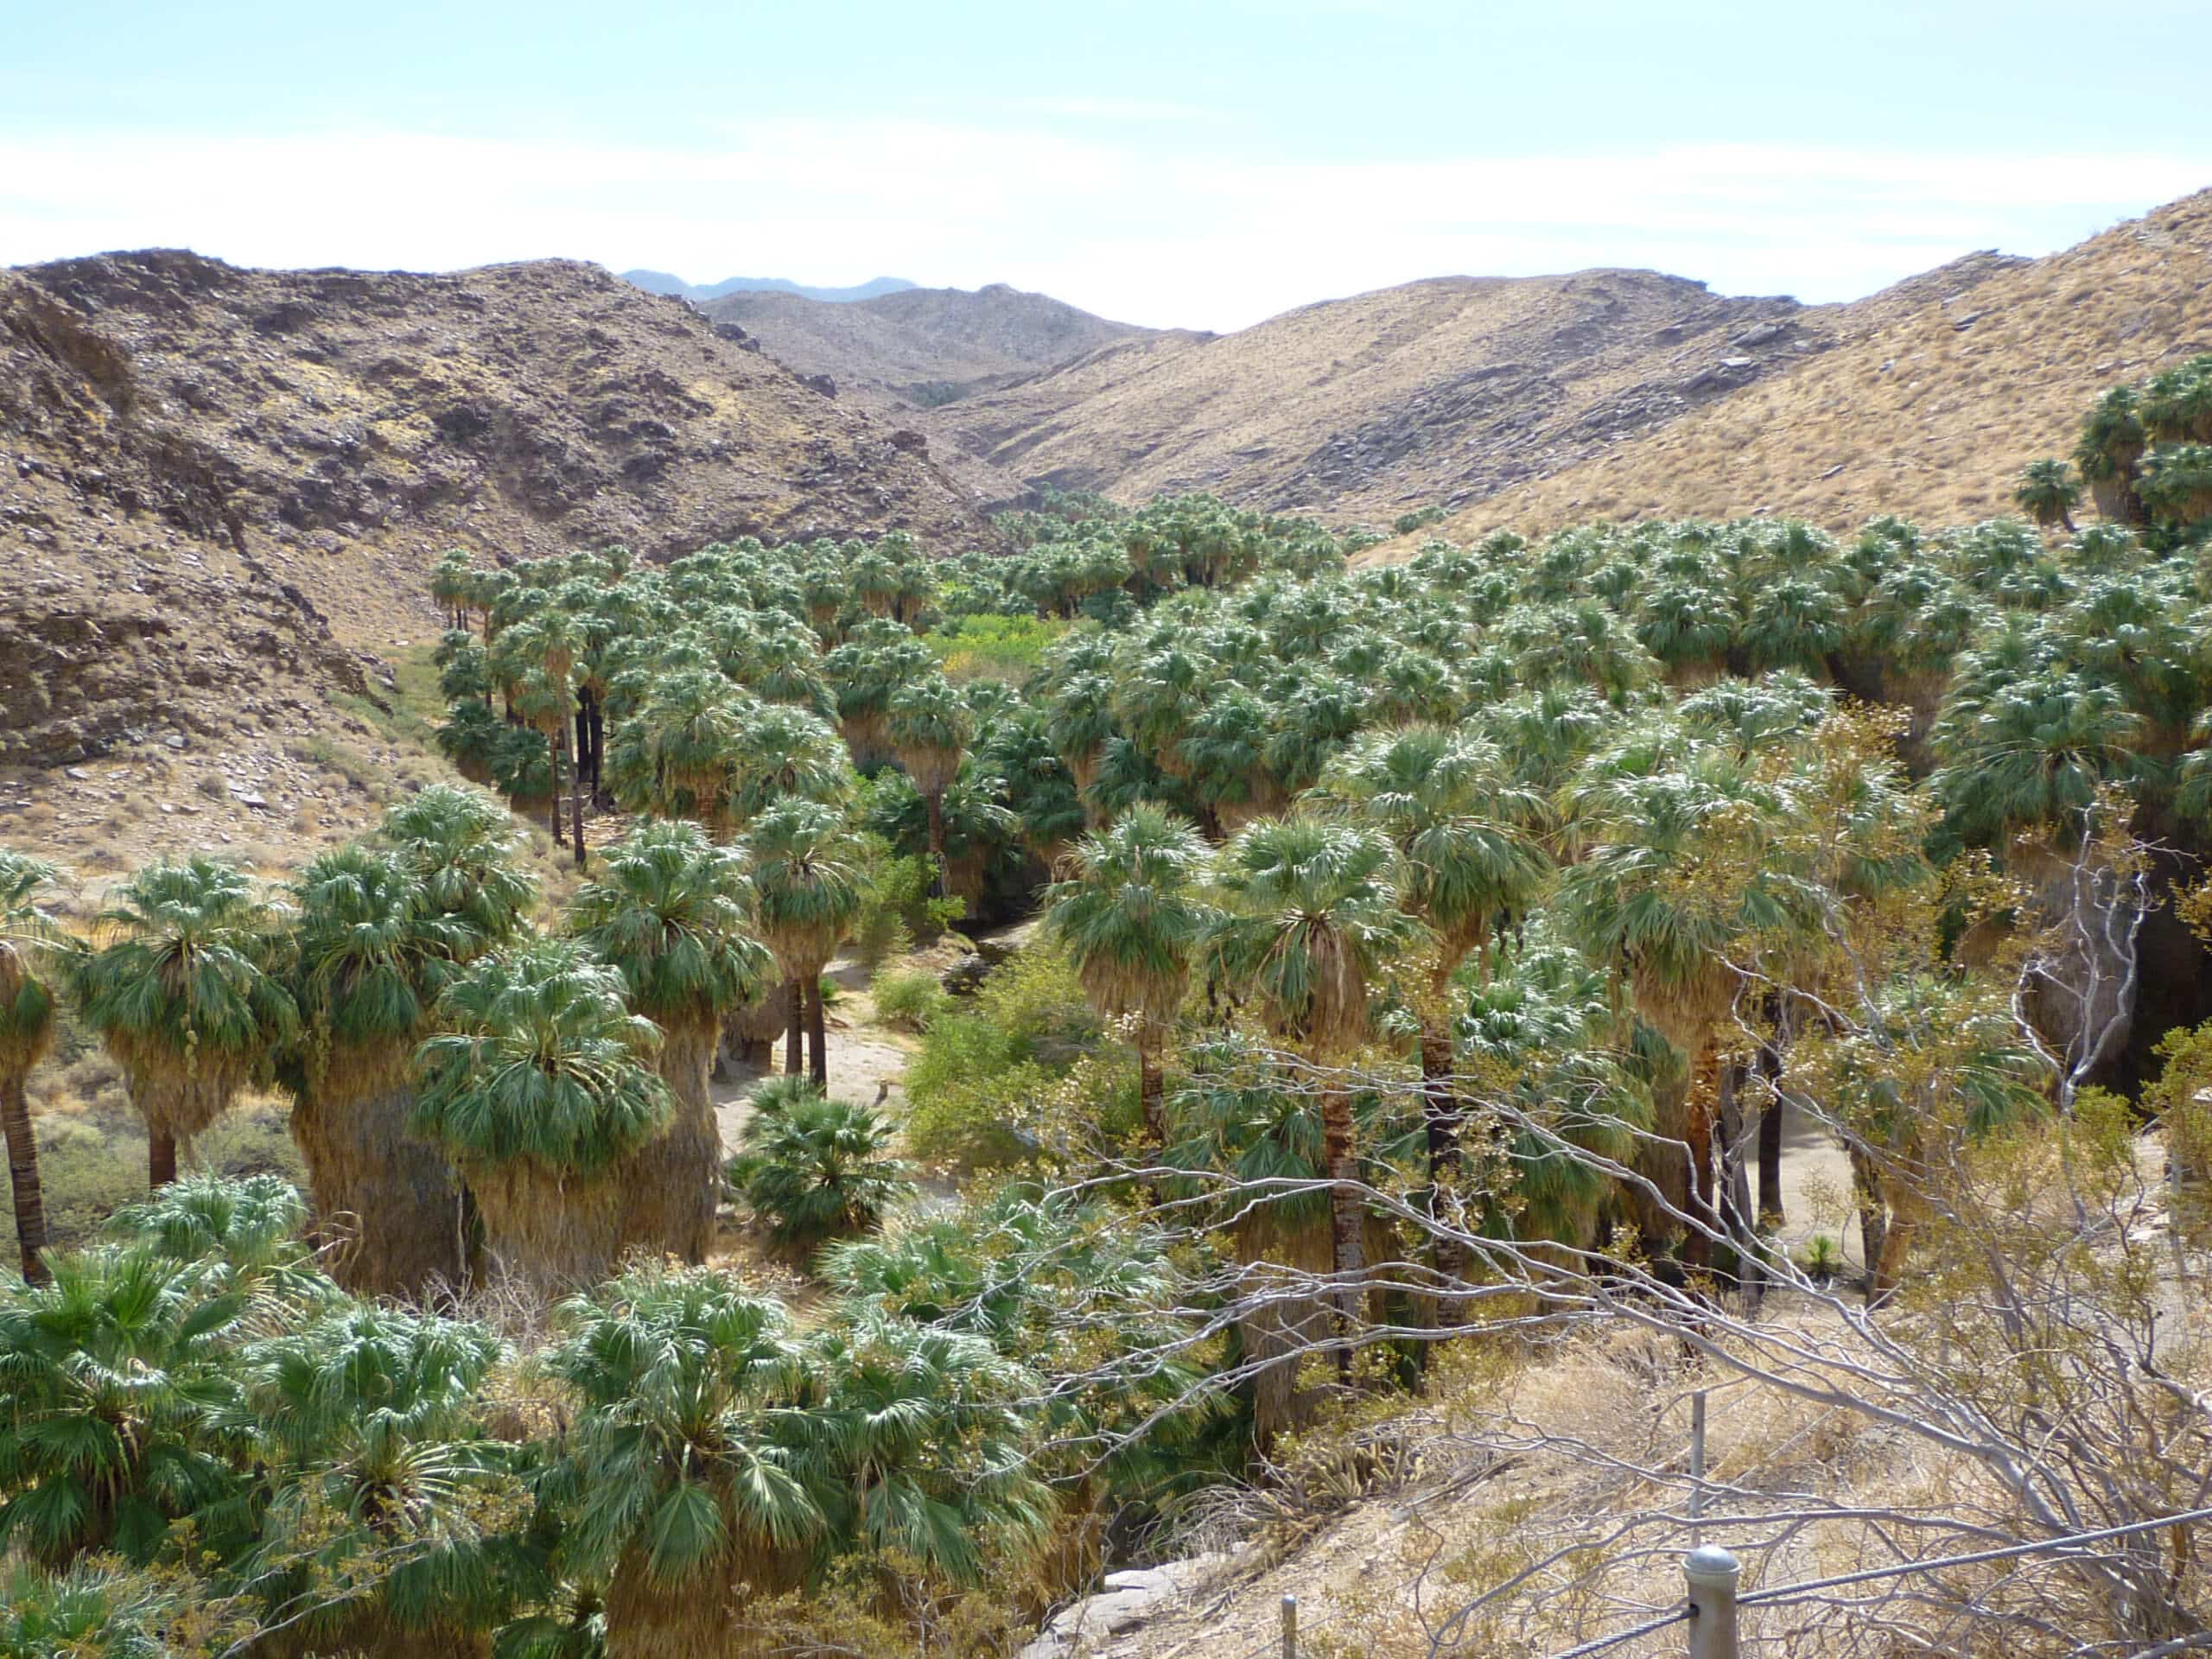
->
[2015,458,2082,531]
[1205,816,1423,1366]
[570,821,775,1263]
[1042,804,1214,1150]
[743,801,864,1090]
[283,844,476,1296]
[885,675,971,876]
[548,1263,822,1659]
[2074,385,2148,525]
[727,702,851,825]
[76,857,298,1190]
[0,853,77,1283]
[235,1302,515,1656]
[430,549,477,632]
[412,939,671,1293]
[605,667,751,837]
[1161,1032,1332,1442]
[727,1083,913,1254]
[1560,748,1814,1273]
[795,1309,1052,1588]
[378,785,539,947]
[1313,727,1552,1317]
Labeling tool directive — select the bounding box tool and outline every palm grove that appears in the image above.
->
[2,355,2212,1654]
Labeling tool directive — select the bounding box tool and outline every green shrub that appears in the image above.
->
[901,944,1112,1168]
[872,965,950,1033]
[850,833,965,968]
[925,613,1069,683]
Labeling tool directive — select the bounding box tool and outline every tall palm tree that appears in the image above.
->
[0,853,77,1283]
[1042,804,1215,1150]
[1312,727,1552,1316]
[76,857,298,1190]
[885,675,971,876]
[2015,458,2082,532]
[743,801,865,1090]
[412,939,671,1293]
[548,1263,822,1659]
[570,822,775,1263]
[1205,817,1422,1366]
[283,844,475,1295]
[377,785,539,947]
[1560,748,1813,1272]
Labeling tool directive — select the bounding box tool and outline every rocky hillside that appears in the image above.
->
[1382,188,2212,547]
[924,268,1852,521]
[0,251,998,865]
[703,282,1167,410]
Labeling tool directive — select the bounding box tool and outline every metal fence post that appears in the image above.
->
[1684,1545,1741,1659]
[1281,1593,1298,1659]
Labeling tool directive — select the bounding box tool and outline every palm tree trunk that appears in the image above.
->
[1850,1146,1886,1298]
[1870,1212,1916,1305]
[925,791,946,893]
[149,1124,177,1189]
[1757,1094,1785,1228]
[1417,1027,1468,1331]
[1321,1081,1365,1382]
[805,976,829,1090]
[548,728,565,847]
[3,1073,50,1284]
[784,978,803,1076]
[620,1020,721,1264]
[1682,1040,1719,1275]
[1138,1039,1164,1147]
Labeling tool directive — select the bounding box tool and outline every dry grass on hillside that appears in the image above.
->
[1384,188,2212,550]
[937,270,1820,523]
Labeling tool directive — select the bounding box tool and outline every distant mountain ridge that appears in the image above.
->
[616,270,917,304]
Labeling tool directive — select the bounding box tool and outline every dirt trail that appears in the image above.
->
[710,956,918,1154]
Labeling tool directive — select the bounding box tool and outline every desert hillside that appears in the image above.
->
[703,280,1166,407]
[925,267,1868,520]
[1,251,998,864]
[1383,188,2212,547]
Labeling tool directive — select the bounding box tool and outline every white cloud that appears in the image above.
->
[3,121,2204,330]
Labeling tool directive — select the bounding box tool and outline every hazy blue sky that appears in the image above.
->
[5,0,2209,329]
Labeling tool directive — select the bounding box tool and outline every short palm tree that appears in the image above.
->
[234,1303,515,1656]
[727,1084,912,1255]
[795,1309,1052,1586]
[2015,458,2082,531]
[283,844,475,1296]
[1205,817,1423,1364]
[0,853,78,1283]
[570,822,775,1262]
[412,939,671,1293]
[0,1239,260,1567]
[1042,804,1214,1149]
[2074,385,2147,524]
[548,1263,821,1659]
[76,856,298,1190]
[743,801,864,1089]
